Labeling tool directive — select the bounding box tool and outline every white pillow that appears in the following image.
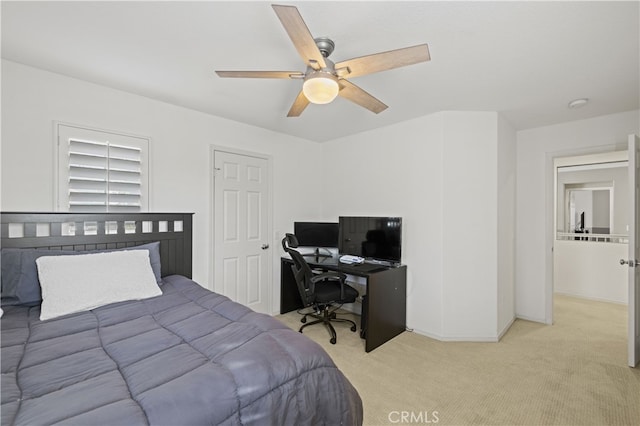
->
[36,249,162,321]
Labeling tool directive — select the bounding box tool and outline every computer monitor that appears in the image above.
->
[293,222,339,257]
[338,216,402,265]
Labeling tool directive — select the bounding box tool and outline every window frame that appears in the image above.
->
[54,122,151,212]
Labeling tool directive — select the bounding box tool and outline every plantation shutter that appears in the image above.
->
[57,124,149,212]
[68,139,142,212]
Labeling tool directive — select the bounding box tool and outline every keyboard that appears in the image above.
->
[349,263,387,272]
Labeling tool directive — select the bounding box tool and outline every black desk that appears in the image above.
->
[280,255,407,352]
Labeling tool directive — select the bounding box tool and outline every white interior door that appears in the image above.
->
[213,150,270,314]
[627,134,640,368]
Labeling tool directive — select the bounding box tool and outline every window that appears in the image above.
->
[56,123,150,212]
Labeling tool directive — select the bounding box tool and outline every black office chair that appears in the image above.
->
[282,233,358,344]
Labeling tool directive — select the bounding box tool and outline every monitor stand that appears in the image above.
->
[309,247,332,258]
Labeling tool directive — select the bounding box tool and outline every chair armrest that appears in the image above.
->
[310,271,347,284]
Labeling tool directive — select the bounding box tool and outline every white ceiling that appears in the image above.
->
[2,1,638,142]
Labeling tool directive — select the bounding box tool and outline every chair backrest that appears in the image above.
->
[282,233,316,306]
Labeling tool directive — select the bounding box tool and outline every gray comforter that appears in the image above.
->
[1,275,363,425]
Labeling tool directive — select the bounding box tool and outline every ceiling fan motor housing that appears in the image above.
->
[314,37,335,58]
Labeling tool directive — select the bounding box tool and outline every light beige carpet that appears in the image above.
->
[276,295,640,425]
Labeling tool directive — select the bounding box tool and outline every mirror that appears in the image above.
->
[565,186,612,235]
[555,154,629,243]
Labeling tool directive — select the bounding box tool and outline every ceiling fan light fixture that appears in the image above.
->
[302,72,339,104]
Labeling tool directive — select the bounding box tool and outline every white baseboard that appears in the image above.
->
[409,327,500,342]
[514,313,547,324]
[497,316,516,340]
[409,316,516,342]
[554,291,627,306]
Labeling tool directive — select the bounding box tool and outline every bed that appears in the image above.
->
[1,212,363,425]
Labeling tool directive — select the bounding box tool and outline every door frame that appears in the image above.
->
[627,134,640,367]
[209,145,274,314]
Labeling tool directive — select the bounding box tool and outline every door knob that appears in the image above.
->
[261,244,270,250]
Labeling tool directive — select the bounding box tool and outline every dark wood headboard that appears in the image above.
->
[1,212,194,278]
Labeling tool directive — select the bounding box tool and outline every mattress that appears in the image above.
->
[1,274,363,425]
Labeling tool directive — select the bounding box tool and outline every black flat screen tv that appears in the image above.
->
[338,216,402,264]
[294,222,339,254]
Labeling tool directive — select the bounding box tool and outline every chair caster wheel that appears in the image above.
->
[350,325,357,332]
[330,312,337,319]
[301,317,307,324]
[330,337,337,344]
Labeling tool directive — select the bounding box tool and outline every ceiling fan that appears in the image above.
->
[215,4,431,117]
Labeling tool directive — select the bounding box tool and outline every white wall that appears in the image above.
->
[320,112,446,337]
[321,110,515,341]
[554,240,628,304]
[1,60,324,314]
[441,112,499,340]
[516,110,640,323]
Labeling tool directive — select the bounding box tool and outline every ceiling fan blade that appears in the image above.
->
[287,91,310,117]
[335,44,430,78]
[338,79,388,114]
[215,71,304,79]
[272,4,326,69]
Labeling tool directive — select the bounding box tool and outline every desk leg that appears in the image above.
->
[360,295,368,339]
[364,267,407,352]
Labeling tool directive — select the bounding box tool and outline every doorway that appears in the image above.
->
[553,151,629,306]
[211,147,272,314]
[546,136,640,367]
